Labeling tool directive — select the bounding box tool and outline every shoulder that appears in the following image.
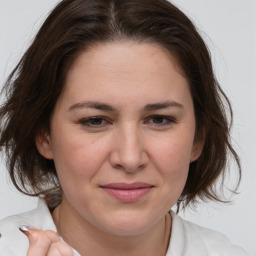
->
[0,198,56,255]
[167,211,249,256]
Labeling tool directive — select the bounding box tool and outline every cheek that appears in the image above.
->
[153,135,194,169]
[150,132,194,191]
[51,131,110,183]
[51,138,107,206]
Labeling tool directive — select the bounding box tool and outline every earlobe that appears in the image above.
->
[35,131,53,159]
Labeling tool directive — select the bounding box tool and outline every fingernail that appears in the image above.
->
[19,225,33,235]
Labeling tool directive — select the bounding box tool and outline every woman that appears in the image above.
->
[0,0,249,255]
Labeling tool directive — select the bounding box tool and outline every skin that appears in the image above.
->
[21,228,74,256]
[33,42,204,255]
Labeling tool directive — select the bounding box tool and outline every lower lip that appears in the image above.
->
[102,187,152,202]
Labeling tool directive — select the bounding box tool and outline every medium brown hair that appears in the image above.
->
[0,0,240,210]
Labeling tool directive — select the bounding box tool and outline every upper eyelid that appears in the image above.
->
[146,115,176,121]
[78,114,177,125]
[78,115,176,121]
[80,116,108,120]
[142,115,177,127]
[79,116,111,125]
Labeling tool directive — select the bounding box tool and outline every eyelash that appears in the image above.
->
[79,115,176,129]
[145,115,176,126]
[79,116,110,128]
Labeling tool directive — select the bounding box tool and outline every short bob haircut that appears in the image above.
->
[0,0,240,211]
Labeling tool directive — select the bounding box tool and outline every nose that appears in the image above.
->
[109,124,148,173]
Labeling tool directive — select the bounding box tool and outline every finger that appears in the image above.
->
[19,225,61,256]
[47,241,74,256]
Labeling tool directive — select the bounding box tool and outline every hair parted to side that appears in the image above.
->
[0,0,241,211]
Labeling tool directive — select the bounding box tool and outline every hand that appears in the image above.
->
[19,225,74,256]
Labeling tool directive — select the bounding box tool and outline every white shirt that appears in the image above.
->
[0,199,249,256]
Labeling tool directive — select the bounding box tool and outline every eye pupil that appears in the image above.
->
[91,118,103,125]
[152,116,164,123]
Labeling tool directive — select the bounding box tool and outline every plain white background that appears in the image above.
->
[0,1,255,255]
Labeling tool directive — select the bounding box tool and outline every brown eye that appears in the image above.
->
[80,117,110,127]
[151,116,165,124]
[146,115,176,126]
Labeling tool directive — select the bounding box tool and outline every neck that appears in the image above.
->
[52,199,171,256]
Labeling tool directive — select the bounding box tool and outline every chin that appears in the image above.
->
[99,211,160,236]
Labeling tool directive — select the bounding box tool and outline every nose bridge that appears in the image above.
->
[121,122,140,157]
[111,122,147,172]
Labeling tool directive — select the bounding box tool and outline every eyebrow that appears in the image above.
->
[68,101,115,112]
[68,100,184,112]
[144,100,184,111]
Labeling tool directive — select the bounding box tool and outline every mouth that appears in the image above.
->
[100,182,154,202]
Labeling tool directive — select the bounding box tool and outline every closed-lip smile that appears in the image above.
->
[100,182,154,202]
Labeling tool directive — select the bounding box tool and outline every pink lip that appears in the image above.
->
[100,182,153,202]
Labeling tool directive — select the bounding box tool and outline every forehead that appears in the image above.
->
[58,42,191,109]
[67,41,184,81]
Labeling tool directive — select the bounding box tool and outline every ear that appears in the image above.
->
[35,130,53,159]
[190,136,205,163]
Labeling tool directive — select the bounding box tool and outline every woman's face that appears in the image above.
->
[37,42,203,235]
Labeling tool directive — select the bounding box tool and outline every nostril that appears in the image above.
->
[113,163,125,170]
